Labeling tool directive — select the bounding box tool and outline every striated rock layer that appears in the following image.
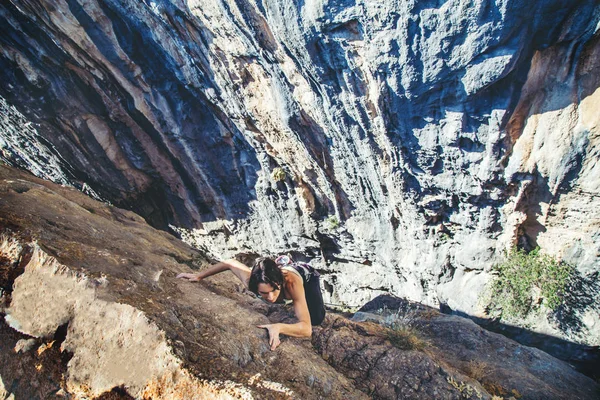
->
[0,0,599,348]
[1,165,599,399]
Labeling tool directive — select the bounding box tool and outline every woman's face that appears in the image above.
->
[257,283,281,303]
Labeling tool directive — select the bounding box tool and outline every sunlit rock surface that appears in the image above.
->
[0,0,599,349]
[0,166,359,399]
[1,166,598,399]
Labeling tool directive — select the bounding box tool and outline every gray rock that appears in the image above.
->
[13,338,36,353]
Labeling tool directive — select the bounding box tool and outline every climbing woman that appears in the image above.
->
[176,256,326,350]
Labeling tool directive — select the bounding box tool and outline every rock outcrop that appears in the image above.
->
[1,166,599,399]
[1,0,599,354]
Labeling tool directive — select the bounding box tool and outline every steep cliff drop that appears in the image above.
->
[1,166,599,399]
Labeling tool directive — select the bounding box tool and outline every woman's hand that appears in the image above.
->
[257,324,281,351]
[176,272,202,282]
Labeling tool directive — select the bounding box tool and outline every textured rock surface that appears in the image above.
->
[0,166,358,399]
[1,0,599,351]
[1,165,599,399]
[354,295,600,400]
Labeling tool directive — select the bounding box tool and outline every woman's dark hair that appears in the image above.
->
[248,258,284,294]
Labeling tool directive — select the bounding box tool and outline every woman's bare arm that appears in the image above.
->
[280,275,312,337]
[258,273,312,350]
[177,259,251,287]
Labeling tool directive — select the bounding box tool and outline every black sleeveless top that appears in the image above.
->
[281,262,325,325]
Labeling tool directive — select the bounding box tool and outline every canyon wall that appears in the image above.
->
[1,0,599,346]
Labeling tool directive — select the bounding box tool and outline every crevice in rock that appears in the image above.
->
[53,322,69,347]
[0,317,69,399]
[93,386,136,400]
[323,280,334,298]
[512,172,553,250]
[326,19,364,42]
[0,238,32,298]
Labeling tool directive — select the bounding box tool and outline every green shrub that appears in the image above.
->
[386,324,427,351]
[486,247,573,318]
[271,167,286,182]
[325,215,339,230]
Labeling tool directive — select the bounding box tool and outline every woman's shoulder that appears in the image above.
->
[282,268,304,287]
[281,265,302,277]
[282,269,304,301]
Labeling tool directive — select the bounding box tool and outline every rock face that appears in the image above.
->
[1,165,599,399]
[0,165,358,399]
[1,0,599,349]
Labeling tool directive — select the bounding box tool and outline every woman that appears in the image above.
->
[177,256,326,350]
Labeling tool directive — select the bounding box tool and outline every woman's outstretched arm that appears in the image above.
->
[177,259,251,287]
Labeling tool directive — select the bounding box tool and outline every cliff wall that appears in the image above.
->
[0,0,599,346]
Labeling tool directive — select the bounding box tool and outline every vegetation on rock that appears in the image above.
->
[270,167,286,182]
[386,324,427,351]
[325,215,339,230]
[484,247,573,318]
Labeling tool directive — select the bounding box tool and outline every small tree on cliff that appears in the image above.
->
[484,247,573,318]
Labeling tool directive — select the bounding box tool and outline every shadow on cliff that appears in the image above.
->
[0,0,263,232]
[2,0,600,237]
[62,0,266,229]
[371,0,600,199]
[439,302,600,382]
[502,29,600,248]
